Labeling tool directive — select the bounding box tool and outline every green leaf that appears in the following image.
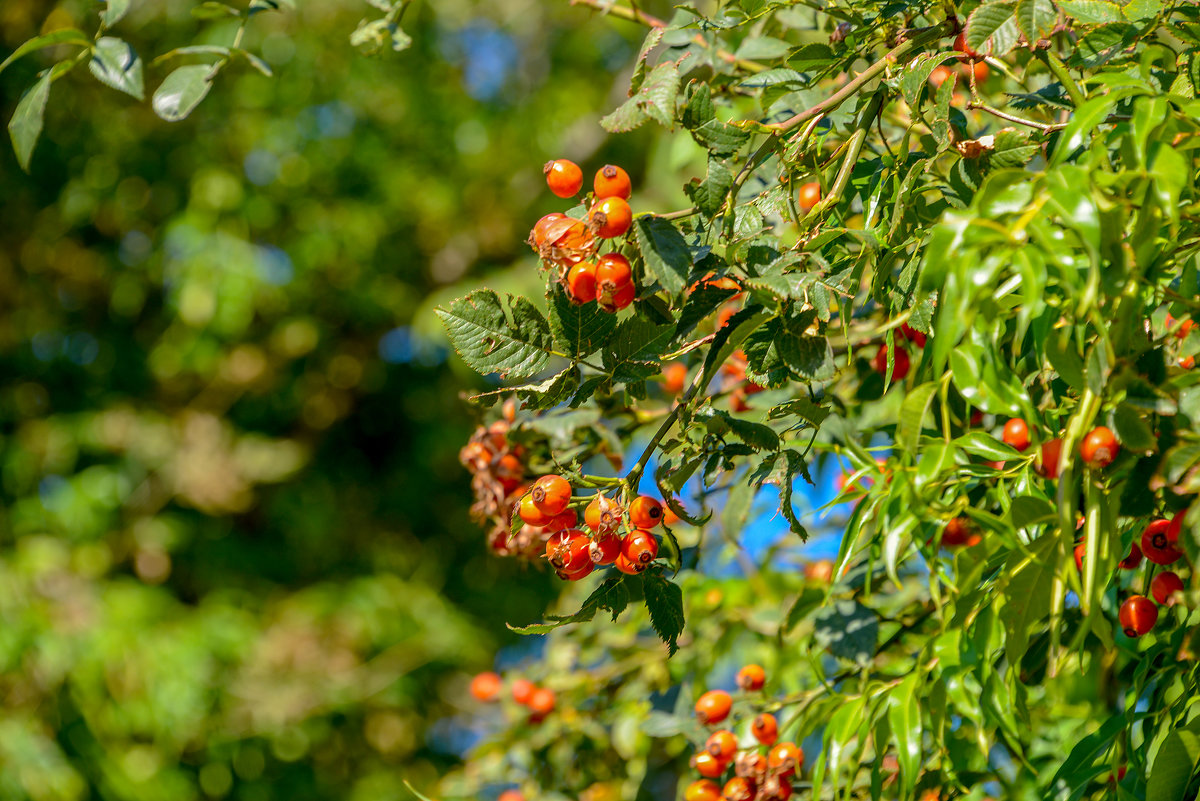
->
[768,397,830,427]
[743,319,792,388]
[900,51,957,109]
[675,285,738,337]
[643,572,685,656]
[1113,403,1156,452]
[349,18,411,54]
[469,366,577,411]
[191,2,242,19]
[955,432,1023,462]
[750,449,811,539]
[1015,0,1056,42]
[782,586,825,632]
[152,64,215,121]
[100,0,131,27]
[888,674,923,796]
[548,291,616,359]
[687,156,733,218]
[1000,533,1057,665]
[966,1,1018,54]
[0,29,91,76]
[89,37,144,100]
[813,599,878,665]
[8,72,52,172]
[435,289,555,380]
[507,576,630,634]
[639,61,679,128]
[1010,495,1056,529]
[635,216,692,297]
[602,316,674,383]
[898,382,937,454]
[1147,720,1200,801]
[403,780,438,801]
[1056,0,1123,23]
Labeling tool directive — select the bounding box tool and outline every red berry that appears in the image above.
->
[532,474,572,516]
[469,671,501,702]
[628,496,664,529]
[1151,571,1184,605]
[954,30,982,60]
[695,689,732,725]
[527,686,556,720]
[584,494,622,535]
[693,751,725,779]
[589,532,622,565]
[685,779,722,801]
[940,516,980,548]
[511,678,535,705]
[1166,507,1188,544]
[593,164,632,199]
[530,212,567,249]
[518,494,553,527]
[542,509,578,532]
[736,664,766,691]
[1080,426,1119,469]
[872,344,910,381]
[621,529,659,564]
[662,362,688,395]
[1002,419,1030,452]
[898,323,927,348]
[760,775,793,801]
[1119,543,1143,569]
[1038,438,1063,479]
[597,279,635,312]
[587,196,633,238]
[545,528,591,573]
[752,713,778,745]
[722,777,756,801]
[767,742,804,777]
[566,261,598,304]
[544,159,582,198]
[705,729,738,762]
[614,553,646,574]
[1119,595,1158,637]
[797,181,821,211]
[1142,519,1183,565]
[1073,541,1086,573]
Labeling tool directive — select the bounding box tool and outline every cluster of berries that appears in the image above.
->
[529,160,637,311]
[871,323,926,381]
[685,666,802,801]
[516,474,668,579]
[1164,313,1196,368]
[469,670,557,724]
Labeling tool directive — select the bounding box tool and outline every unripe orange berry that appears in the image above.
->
[532,474,572,516]
[518,494,553,527]
[663,361,687,394]
[692,751,725,779]
[545,159,582,198]
[593,164,632,199]
[469,671,501,702]
[695,689,732,725]
[940,516,980,548]
[768,741,803,777]
[628,496,664,529]
[1119,595,1158,637]
[498,791,525,801]
[511,678,535,705]
[1080,425,1119,469]
[684,779,722,801]
[797,181,821,211]
[722,777,756,801]
[566,261,598,304]
[1002,418,1030,452]
[588,196,633,238]
[752,713,778,745]
[736,664,766,691]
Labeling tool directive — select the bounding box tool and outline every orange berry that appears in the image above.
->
[621,529,659,564]
[685,779,722,801]
[940,516,980,548]
[511,678,535,705]
[1037,438,1063,479]
[597,279,635,312]
[545,529,591,573]
[928,65,955,89]
[797,181,821,212]
[954,30,982,60]
[544,159,583,198]
[589,532,622,565]
[518,494,553,527]
[584,494,623,535]
[767,742,803,777]
[695,689,732,725]
[595,253,633,299]
[628,496,664,529]
[614,553,646,574]
[736,663,766,690]
[530,212,567,249]
[566,261,598,304]
[692,751,725,779]
[760,775,792,801]
[532,474,572,516]
[662,362,688,394]
[469,671,501,702]
[705,729,738,762]
[722,777,756,801]
[752,713,778,745]
[588,196,633,238]
[1080,425,1119,469]
[593,164,632,199]
[542,509,578,532]
[963,59,989,82]
[1119,595,1158,637]
[527,686,556,719]
[498,791,525,801]
[1002,419,1030,452]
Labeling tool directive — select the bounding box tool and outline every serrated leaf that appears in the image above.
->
[508,576,630,634]
[603,316,674,383]
[1015,0,1056,42]
[751,449,811,539]
[0,29,91,76]
[153,64,215,121]
[735,36,791,60]
[688,156,733,218]
[435,289,555,380]
[900,51,957,109]
[548,291,616,358]
[470,365,577,411]
[1056,0,1122,23]
[743,319,792,388]
[8,72,51,172]
[681,81,715,128]
[767,398,829,427]
[601,95,649,133]
[638,61,679,128]
[635,216,692,297]
[690,118,751,156]
[89,37,144,100]
[966,1,1018,54]
[676,285,738,337]
[643,572,685,656]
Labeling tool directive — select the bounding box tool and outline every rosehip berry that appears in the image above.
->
[760,776,793,801]
[736,664,766,691]
[940,516,979,548]
[527,686,556,720]
[705,729,738,762]
[545,529,592,573]
[511,678,535,705]
[543,509,578,532]
[797,181,821,212]
[872,344,910,381]
[597,279,635,312]
[544,159,583,198]
[735,751,768,780]
[614,553,646,574]
[730,387,751,412]
[1002,419,1030,452]
[1080,426,1119,469]
[518,494,553,527]
[1119,595,1158,637]
[566,261,598,304]
[1151,571,1184,605]
[928,65,955,89]
[692,751,725,779]
[1142,519,1183,565]
[898,323,927,348]
[593,164,632,200]
[752,713,779,745]
[1116,543,1142,569]
[530,212,567,249]
[663,361,688,394]
[469,671,501,702]
[587,196,633,238]
[621,529,659,564]
[589,532,622,565]
[498,791,525,801]
[722,776,756,801]
[767,742,804,777]
[1038,438,1064,479]
[595,252,632,289]
[1073,541,1086,573]
[695,689,733,725]
[685,779,723,801]
[584,494,623,535]
[954,30,982,60]
[532,474,572,516]
[1166,507,1188,544]
[628,496,665,529]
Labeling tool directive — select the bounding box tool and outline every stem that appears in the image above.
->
[967,102,1060,133]
[800,92,883,222]
[1039,50,1087,108]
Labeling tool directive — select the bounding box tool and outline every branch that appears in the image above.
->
[967,102,1060,133]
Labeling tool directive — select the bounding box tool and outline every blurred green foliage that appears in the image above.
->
[0,1,666,798]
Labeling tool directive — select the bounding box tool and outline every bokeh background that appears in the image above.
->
[0,2,849,799]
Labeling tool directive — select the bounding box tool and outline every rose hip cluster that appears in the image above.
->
[470,670,557,724]
[686,666,802,801]
[529,159,637,312]
[518,474,666,580]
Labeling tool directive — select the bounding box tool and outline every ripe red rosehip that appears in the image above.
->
[1002,419,1030,452]
[584,494,622,535]
[621,529,659,564]
[593,164,632,200]
[511,678,535,705]
[723,777,756,801]
[705,729,738,762]
[614,553,646,574]
[954,30,982,60]
[1038,438,1064,479]
[530,212,567,249]
[544,159,582,198]
[628,495,664,529]
[685,779,722,801]
[527,686,556,720]
[797,181,821,212]
[695,689,732,725]
[597,279,635,312]
[1166,507,1188,544]
[767,742,804,777]
[518,494,553,527]
[595,253,632,288]
[1080,426,1119,469]
[532,474,572,516]
[735,751,768,780]
[589,532,622,565]
[752,713,779,745]
[469,671,501,702]
[760,775,793,801]
[1151,571,1184,605]
[545,528,591,573]
[662,362,688,395]
[1119,595,1158,637]
[692,751,725,779]
[587,196,633,238]
[1142,519,1183,565]
[566,261,598,304]
[872,344,910,381]
[940,516,980,548]
[1119,543,1143,569]
[1073,541,1086,573]
[558,558,594,581]
[736,663,766,691]
[542,509,578,532]
[898,323,927,348]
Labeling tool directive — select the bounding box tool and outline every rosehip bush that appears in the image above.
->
[434,0,1200,799]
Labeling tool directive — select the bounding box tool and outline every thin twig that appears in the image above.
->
[967,102,1060,133]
